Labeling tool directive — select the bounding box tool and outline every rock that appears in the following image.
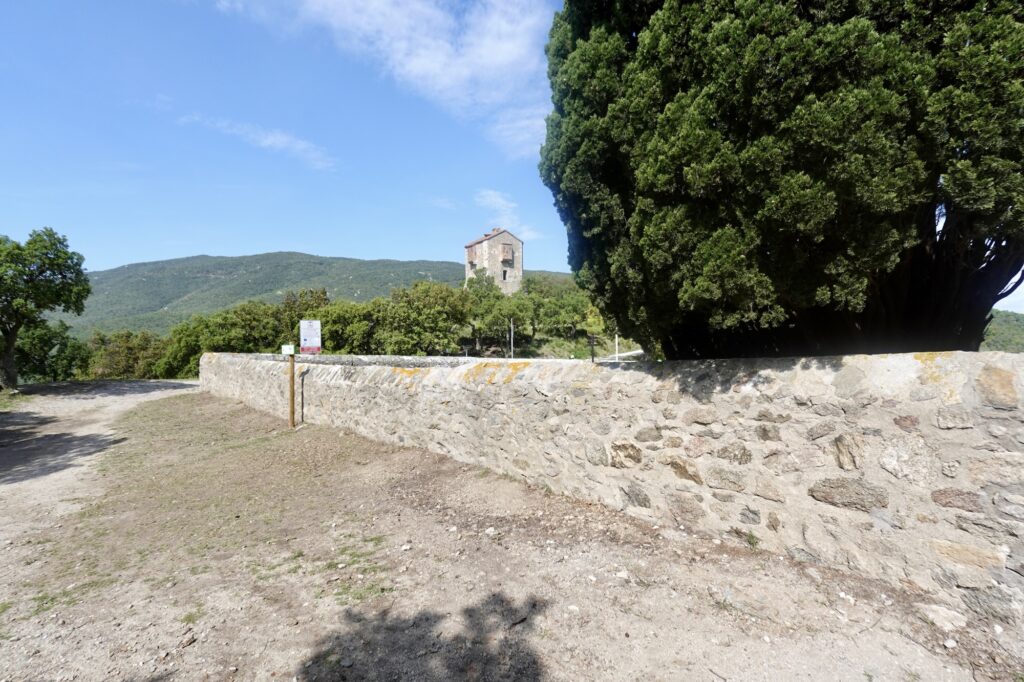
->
[610,442,643,468]
[918,604,968,632]
[755,424,781,441]
[712,491,735,502]
[832,433,862,471]
[832,365,866,398]
[767,512,781,531]
[755,409,791,423]
[806,422,836,441]
[669,458,703,486]
[584,442,609,466]
[931,488,983,513]
[808,478,889,512]
[714,443,752,465]
[959,585,1024,625]
[635,426,662,443]
[621,482,651,508]
[941,461,961,478]
[739,506,761,525]
[668,494,706,525]
[662,407,678,420]
[943,638,957,649]
[931,539,1005,569]
[705,466,746,492]
[993,490,1024,522]
[878,436,932,484]
[893,415,920,432]
[753,478,785,503]
[786,546,819,563]
[683,407,717,425]
[977,365,1018,410]
[935,406,973,430]
[663,436,683,448]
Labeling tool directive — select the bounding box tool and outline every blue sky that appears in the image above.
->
[4,1,1024,313]
[0,0,567,272]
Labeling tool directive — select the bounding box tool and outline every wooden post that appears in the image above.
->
[288,354,296,428]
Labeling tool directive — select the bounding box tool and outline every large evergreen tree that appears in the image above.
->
[540,0,1024,358]
[0,229,90,388]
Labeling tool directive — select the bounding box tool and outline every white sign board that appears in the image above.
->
[299,320,322,354]
[281,344,295,356]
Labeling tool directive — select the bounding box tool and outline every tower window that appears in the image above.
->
[502,270,508,281]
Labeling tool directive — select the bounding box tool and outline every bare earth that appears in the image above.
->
[0,383,1019,681]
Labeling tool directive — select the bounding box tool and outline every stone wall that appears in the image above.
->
[200,351,1024,630]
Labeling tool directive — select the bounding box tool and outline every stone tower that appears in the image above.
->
[464,228,523,295]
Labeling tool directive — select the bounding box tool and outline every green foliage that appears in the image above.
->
[88,330,169,380]
[54,251,571,337]
[0,228,90,388]
[982,310,1024,352]
[372,281,471,355]
[541,1,1024,358]
[14,320,91,383]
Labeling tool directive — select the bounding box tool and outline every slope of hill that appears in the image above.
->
[58,252,568,336]
[982,309,1024,352]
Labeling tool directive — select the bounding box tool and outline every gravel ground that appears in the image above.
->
[0,384,1019,681]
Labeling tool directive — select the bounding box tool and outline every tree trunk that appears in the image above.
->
[1,331,18,390]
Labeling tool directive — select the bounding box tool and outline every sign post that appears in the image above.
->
[281,344,296,428]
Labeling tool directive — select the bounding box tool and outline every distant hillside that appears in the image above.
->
[982,309,1024,352]
[57,252,569,336]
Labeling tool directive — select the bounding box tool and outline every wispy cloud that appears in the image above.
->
[178,114,336,170]
[215,0,553,159]
[475,189,541,241]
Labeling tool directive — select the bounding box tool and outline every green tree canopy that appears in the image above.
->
[0,229,90,387]
[541,1,1024,358]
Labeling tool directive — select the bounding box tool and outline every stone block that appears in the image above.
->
[714,442,752,465]
[808,478,888,512]
[668,458,703,486]
[610,442,643,468]
[935,406,973,430]
[977,365,1018,410]
[705,466,746,492]
[740,506,761,524]
[893,415,919,432]
[931,539,1005,569]
[755,423,781,441]
[806,421,836,441]
[832,433,862,471]
[753,478,785,503]
[621,482,651,508]
[635,425,662,442]
[683,407,717,425]
[931,488,983,513]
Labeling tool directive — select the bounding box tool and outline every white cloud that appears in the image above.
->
[475,189,541,241]
[179,114,336,170]
[215,0,553,159]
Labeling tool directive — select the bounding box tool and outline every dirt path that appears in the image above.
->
[0,387,1018,681]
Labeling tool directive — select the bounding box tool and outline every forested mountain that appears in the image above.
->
[57,252,566,335]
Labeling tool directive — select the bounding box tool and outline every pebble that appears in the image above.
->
[943,639,957,649]
[400,544,411,551]
[484,527,496,536]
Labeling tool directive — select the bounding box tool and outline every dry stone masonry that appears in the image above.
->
[201,351,1024,632]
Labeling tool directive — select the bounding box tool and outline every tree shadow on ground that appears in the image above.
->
[16,379,196,400]
[0,410,124,485]
[298,592,549,682]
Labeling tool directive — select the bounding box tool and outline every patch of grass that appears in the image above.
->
[0,601,12,618]
[0,391,29,412]
[181,605,204,625]
[333,581,394,604]
[29,578,115,617]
